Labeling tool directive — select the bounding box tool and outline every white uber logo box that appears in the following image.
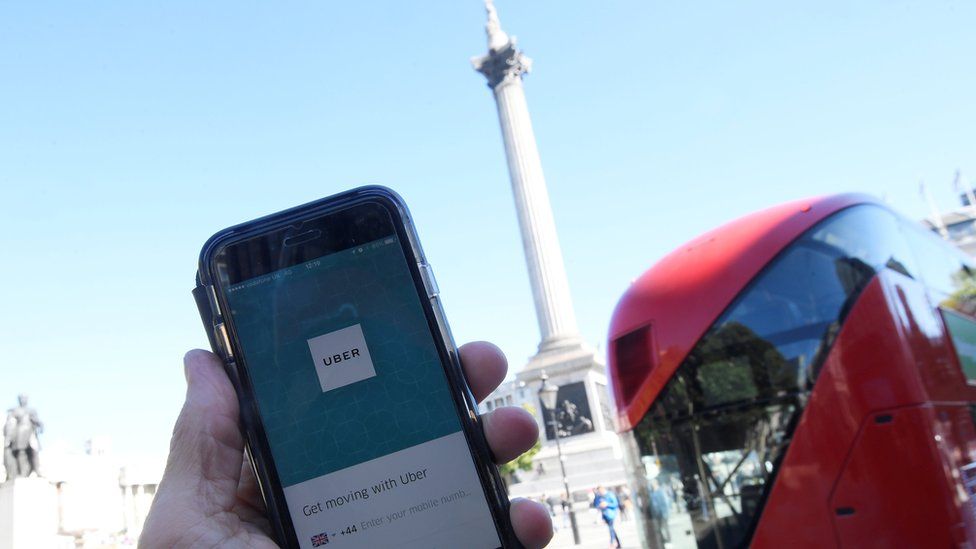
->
[306,323,376,392]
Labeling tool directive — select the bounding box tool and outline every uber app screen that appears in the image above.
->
[225,236,500,549]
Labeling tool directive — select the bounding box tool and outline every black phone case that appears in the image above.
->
[193,185,521,549]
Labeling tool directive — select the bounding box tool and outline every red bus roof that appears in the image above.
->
[607,193,881,431]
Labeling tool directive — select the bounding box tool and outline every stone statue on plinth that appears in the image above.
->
[555,399,593,438]
[2,394,42,481]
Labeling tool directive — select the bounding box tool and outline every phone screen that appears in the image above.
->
[215,203,502,549]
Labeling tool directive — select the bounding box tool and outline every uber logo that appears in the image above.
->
[307,324,376,392]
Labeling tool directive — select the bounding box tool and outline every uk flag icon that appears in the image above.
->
[311,532,329,547]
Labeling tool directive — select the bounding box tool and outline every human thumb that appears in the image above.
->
[146,350,245,524]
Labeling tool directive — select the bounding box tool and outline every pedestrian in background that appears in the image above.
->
[593,485,622,549]
[650,479,672,544]
[618,486,632,521]
[587,489,600,525]
[544,493,561,532]
[560,494,571,529]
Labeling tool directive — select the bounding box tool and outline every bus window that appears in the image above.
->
[901,221,976,316]
[808,205,919,281]
[630,205,910,549]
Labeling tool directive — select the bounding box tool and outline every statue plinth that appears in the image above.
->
[0,477,59,549]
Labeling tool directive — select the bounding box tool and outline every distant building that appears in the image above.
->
[18,438,163,545]
[921,197,976,258]
[119,461,161,541]
[479,381,518,413]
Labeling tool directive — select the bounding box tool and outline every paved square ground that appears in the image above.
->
[547,509,642,549]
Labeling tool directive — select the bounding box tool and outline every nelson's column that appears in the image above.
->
[472,1,627,499]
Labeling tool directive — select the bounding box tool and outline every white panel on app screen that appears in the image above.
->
[307,324,376,392]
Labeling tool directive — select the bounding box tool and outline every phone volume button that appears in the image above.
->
[420,263,440,298]
[214,322,234,360]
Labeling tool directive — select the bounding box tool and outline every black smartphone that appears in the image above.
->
[193,186,519,549]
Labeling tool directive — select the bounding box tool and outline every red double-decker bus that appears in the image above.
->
[607,194,976,548]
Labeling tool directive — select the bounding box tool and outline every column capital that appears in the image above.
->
[472,41,532,90]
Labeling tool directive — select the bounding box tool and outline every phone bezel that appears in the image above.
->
[197,186,517,549]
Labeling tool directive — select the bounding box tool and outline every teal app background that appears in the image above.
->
[225,238,462,486]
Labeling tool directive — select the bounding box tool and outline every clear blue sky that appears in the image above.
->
[2,1,973,461]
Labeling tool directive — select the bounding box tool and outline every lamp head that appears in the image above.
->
[538,373,559,411]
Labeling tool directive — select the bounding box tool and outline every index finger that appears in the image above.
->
[459,341,508,403]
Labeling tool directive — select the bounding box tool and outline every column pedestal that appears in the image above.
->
[0,477,60,549]
[510,346,629,499]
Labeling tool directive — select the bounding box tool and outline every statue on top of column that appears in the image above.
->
[2,393,42,481]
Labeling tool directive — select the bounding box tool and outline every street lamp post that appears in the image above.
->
[538,372,581,545]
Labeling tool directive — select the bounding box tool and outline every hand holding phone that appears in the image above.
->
[140,343,552,548]
[141,187,552,549]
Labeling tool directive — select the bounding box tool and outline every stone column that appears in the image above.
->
[473,1,581,354]
[470,1,629,501]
